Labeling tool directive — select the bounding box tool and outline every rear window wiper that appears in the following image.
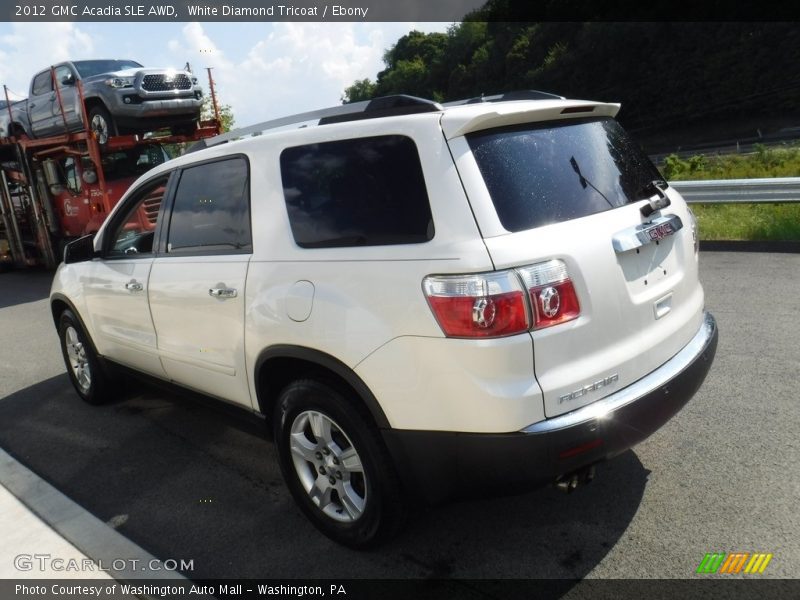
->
[569,156,614,208]
[638,179,670,217]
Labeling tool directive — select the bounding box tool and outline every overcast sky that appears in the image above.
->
[0,22,451,128]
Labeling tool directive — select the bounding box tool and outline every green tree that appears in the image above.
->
[341,78,377,103]
[372,30,450,100]
[343,20,800,153]
[202,96,235,133]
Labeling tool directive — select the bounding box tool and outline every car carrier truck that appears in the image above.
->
[0,65,222,270]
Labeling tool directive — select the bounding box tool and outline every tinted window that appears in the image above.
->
[467,118,663,232]
[31,72,51,96]
[167,157,251,253]
[106,177,167,258]
[280,135,433,248]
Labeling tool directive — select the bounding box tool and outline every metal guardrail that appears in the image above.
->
[670,177,800,204]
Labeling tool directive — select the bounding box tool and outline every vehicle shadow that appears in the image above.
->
[0,269,53,309]
[0,375,649,584]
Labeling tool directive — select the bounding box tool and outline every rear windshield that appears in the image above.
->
[467,117,663,232]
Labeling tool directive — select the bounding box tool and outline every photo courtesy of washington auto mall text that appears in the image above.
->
[12,582,347,598]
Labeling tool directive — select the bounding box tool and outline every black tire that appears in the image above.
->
[88,105,116,146]
[57,309,113,405]
[273,379,405,548]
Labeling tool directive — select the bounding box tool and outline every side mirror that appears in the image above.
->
[60,75,75,86]
[63,234,96,264]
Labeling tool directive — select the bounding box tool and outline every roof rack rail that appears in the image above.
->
[319,94,441,125]
[187,94,443,153]
[443,90,565,107]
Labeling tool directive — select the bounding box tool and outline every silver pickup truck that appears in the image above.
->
[0,59,203,144]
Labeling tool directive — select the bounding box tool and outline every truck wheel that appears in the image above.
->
[88,106,116,146]
[273,379,405,548]
[58,309,113,405]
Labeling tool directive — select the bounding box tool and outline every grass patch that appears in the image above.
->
[656,144,800,241]
[660,144,800,180]
[690,204,800,241]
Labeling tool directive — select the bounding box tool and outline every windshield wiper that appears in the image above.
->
[569,156,614,208]
[638,179,671,217]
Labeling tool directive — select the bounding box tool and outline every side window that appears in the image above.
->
[63,157,98,192]
[31,72,52,96]
[54,66,75,88]
[63,158,80,193]
[280,135,434,248]
[106,177,168,258]
[166,157,251,254]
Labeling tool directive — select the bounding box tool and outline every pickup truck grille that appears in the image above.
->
[142,74,192,92]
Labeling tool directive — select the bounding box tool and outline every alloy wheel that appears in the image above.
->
[289,410,367,523]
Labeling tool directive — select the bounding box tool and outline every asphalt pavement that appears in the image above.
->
[0,252,798,583]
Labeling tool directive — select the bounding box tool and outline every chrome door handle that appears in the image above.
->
[209,287,237,299]
[125,280,143,292]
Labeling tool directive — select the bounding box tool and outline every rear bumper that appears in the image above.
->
[382,311,718,504]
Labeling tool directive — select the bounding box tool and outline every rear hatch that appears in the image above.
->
[445,106,705,418]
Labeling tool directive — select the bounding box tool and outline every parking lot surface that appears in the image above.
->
[0,251,798,581]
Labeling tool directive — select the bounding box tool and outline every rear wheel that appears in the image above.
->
[58,309,113,405]
[273,379,404,548]
[88,105,116,146]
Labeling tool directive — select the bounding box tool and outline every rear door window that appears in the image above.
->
[467,118,663,232]
[280,135,434,248]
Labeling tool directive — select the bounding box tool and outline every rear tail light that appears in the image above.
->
[423,259,580,338]
[422,271,529,338]
[517,260,581,330]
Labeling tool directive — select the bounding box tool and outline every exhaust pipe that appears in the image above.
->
[554,465,596,493]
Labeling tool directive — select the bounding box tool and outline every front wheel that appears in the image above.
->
[58,309,113,405]
[88,105,116,146]
[273,379,404,548]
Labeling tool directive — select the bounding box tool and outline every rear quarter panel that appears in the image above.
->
[239,115,494,415]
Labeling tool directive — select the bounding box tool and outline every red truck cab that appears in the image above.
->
[49,145,170,237]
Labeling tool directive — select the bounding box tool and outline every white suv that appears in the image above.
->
[50,92,718,548]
